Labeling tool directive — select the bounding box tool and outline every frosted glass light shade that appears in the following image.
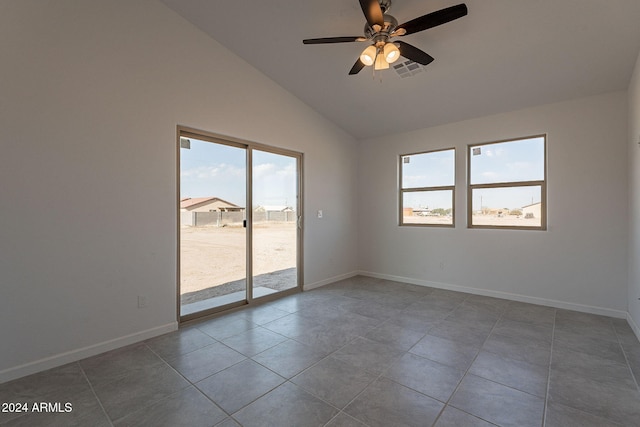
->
[383,43,400,63]
[374,53,390,70]
[360,45,377,66]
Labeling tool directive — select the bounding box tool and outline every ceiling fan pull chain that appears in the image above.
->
[371,66,383,83]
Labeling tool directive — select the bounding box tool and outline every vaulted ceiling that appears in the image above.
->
[160,0,640,139]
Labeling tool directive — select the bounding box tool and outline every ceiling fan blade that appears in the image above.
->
[396,41,435,66]
[396,4,468,36]
[303,36,363,44]
[349,58,366,75]
[359,0,384,28]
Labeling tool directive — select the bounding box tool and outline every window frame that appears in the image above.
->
[467,134,547,231]
[399,147,456,228]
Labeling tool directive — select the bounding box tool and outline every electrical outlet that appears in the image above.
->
[439,262,445,270]
[317,210,323,219]
[137,295,148,308]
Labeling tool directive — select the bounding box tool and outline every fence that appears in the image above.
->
[181,210,296,227]
[254,211,296,222]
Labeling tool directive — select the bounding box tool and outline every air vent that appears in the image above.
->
[393,60,427,78]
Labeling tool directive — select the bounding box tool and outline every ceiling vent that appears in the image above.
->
[392,60,427,78]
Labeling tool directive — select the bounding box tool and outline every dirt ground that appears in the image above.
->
[403,215,540,227]
[470,215,541,227]
[180,222,297,304]
[403,216,453,225]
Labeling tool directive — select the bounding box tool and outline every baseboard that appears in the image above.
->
[358,270,628,319]
[628,312,640,342]
[0,322,178,384]
[304,271,359,291]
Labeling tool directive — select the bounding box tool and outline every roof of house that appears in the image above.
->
[180,197,239,209]
[522,202,542,209]
[258,205,293,212]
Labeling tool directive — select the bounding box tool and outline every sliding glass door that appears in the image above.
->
[179,138,247,317]
[252,150,299,296]
[178,128,302,321]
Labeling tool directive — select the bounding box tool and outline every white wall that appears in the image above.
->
[0,0,358,382]
[629,50,640,334]
[358,92,629,315]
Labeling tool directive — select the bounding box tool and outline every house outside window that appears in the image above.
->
[468,135,547,230]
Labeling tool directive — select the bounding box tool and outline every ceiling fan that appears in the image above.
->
[303,0,468,75]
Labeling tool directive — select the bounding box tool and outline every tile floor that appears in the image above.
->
[2,276,640,426]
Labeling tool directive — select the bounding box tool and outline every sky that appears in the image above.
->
[180,138,297,208]
[470,136,545,210]
[182,136,544,212]
[402,149,454,210]
[402,136,545,210]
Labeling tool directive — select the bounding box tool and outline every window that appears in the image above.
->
[468,135,546,230]
[400,148,455,227]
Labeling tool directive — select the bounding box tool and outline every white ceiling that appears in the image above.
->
[160,0,640,140]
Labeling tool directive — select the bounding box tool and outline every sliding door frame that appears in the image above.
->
[176,126,304,323]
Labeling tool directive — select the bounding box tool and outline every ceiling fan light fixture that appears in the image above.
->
[374,52,390,70]
[383,42,400,63]
[360,45,377,66]
[302,1,468,75]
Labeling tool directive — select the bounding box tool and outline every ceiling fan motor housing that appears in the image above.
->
[364,14,398,43]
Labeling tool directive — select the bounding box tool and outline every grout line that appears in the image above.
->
[77,361,115,427]
[140,344,229,414]
[428,295,505,427]
[146,336,288,421]
[230,301,380,418]
[143,341,249,422]
[145,342,197,382]
[611,321,640,392]
[289,289,436,425]
[541,307,557,427]
[322,411,371,427]
[66,280,634,427]
[327,362,388,424]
